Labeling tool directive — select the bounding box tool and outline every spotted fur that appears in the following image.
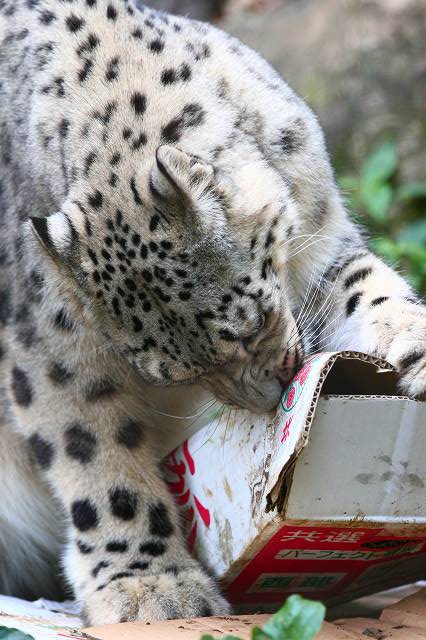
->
[0,0,425,625]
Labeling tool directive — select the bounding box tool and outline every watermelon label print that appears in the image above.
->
[281,415,293,444]
[280,356,320,414]
[163,440,211,550]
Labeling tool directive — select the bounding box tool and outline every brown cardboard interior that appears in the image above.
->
[84,616,361,640]
[320,356,399,396]
[84,590,426,639]
[84,614,270,640]
[380,589,426,629]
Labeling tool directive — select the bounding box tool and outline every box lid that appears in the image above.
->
[163,353,409,567]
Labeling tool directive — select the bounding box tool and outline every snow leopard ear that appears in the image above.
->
[30,211,79,263]
[149,145,215,215]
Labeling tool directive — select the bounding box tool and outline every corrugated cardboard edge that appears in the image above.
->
[266,351,394,515]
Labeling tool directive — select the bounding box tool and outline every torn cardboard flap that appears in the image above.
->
[162,352,426,610]
[85,614,271,640]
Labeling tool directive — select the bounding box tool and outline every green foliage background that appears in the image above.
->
[338,141,426,296]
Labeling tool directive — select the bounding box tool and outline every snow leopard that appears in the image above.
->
[0,0,425,625]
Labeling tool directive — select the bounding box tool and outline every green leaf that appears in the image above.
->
[260,595,325,640]
[252,627,272,639]
[0,628,35,640]
[397,243,426,269]
[200,596,325,640]
[395,182,426,202]
[338,175,361,206]
[361,140,397,185]
[338,175,359,192]
[397,219,426,247]
[360,182,393,221]
[370,237,400,262]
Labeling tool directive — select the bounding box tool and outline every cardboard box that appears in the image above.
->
[162,352,426,612]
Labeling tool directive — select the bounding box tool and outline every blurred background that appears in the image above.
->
[144,0,426,294]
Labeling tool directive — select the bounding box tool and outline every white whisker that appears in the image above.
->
[302,309,346,352]
[295,263,330,334]
[194,404,226,454]
[276,224,332,252]
[147,398,219,421]
[288,265,318,345]
[181,400,221,432]
[292,266,342,349]
[287,236,333,261]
